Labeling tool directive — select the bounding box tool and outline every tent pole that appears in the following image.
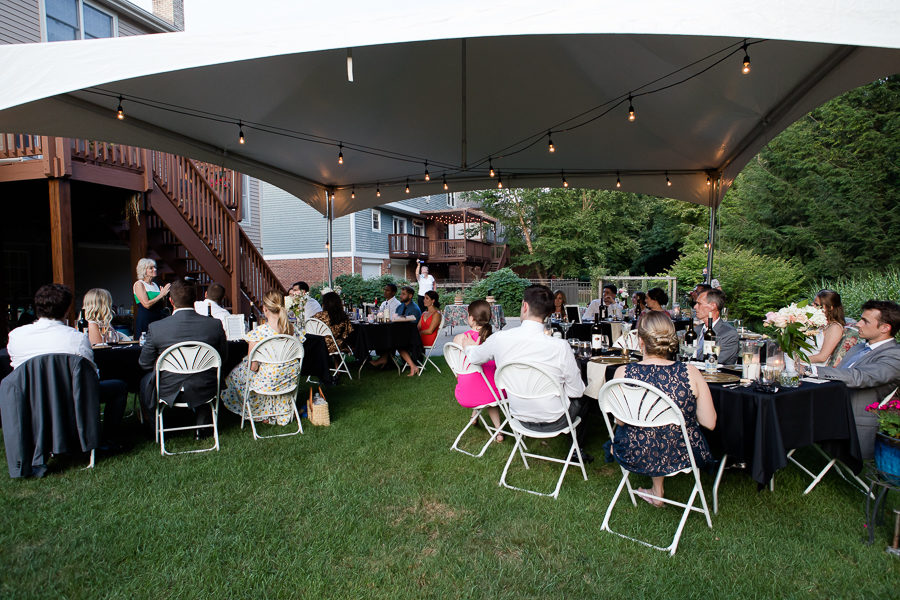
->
[327,193,334,286]
[705,175,718,284]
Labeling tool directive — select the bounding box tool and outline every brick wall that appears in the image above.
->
[266,257,393,287]
[152,0,185,30]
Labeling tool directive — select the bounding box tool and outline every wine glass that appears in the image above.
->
[98,322,110,344]
[559,320,573,339]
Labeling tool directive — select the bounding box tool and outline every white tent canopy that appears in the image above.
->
[1,0,898,217]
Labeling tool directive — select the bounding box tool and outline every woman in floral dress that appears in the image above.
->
[222,290,301,425]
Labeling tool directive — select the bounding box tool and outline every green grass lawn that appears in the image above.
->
[2,359,898,599]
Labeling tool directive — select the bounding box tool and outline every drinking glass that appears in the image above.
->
[99,322,110,344]
[559,320,573,339]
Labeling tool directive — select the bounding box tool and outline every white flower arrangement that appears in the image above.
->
[763,300,828,360]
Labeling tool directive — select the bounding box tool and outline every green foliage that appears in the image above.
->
[667,245,808,326]
[806,267,900,320]
[462,268,529,316]
[311,273,411,305]
[438,289,462,310]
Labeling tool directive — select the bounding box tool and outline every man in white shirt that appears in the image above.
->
[7,283,126,446]
[798,300,900,458]
[462,284,587,434]
[193,282,230,331]
[379,283,402,315]
[290,281,323,322]
[584,284,624,321]
[416,262,436,312]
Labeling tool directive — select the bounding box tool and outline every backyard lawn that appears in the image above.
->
[1,359,898,599]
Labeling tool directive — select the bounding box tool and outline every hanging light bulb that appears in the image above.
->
[497,172,503,189]
[338,143,344,165]
[424,161,430,181]
[741,41,751,75]
[405,178,410,194]
[616,172,621,188]
[707,174,712,186]
[666,171,672,187]
[489,158,495,178]
[238,121,245,145]
[116,95,125,120]
[351,187,356,199]
[443,174,449,191]
[627,95,635,122]
[547,131,555,153]
[562,171,568,188]
[376,184,381,198]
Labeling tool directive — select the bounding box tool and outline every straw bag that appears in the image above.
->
[307,386,331,426]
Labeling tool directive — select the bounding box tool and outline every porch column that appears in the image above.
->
[48,178,76,323]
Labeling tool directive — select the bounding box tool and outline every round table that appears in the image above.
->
[352,321,424,376]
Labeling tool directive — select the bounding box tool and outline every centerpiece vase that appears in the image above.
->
[780,351,801,388]
[874,433,900,485]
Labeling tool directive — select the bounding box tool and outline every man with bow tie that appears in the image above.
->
[798,300,900,458]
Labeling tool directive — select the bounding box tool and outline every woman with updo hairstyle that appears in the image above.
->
[807,289,858,366]
[645,287,669,312]
[452,299,504,442]
[83,288,117,345]
[133,257,170,338]
[609,310,717,506]
[221,290,300,425]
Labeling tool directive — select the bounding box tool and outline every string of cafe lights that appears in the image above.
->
[98,38,760,196]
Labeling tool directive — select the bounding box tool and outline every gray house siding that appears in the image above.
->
[240,176,263,249]
[0,0,41,43]
[260,182,351,255]
[118,18,149,36]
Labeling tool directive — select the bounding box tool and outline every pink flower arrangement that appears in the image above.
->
[763,301,828,361]
[865,393,900,438]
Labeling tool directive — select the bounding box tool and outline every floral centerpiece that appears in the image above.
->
[617,288,629,306]
[285,292,309,328]
[866,392,900,482]
[763,300,827,363]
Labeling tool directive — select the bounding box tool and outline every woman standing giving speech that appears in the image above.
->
[133,258,170,338]
[416,261,436,313]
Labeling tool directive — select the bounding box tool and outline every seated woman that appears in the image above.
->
[629,291,647,321]
[807,289,858,366]
[645,287,669,313]
[312,292,354,354]
[452,300,504,442]
[551,290,568,321]
[417,291,443,347]
[610,310,717,506]
[82,288,126,345]
[221,290,300,425]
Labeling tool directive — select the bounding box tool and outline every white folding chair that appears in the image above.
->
[304,318,352,381]
[443,342,512,457]
[493,362,588,499]
[154,342,222,456]
[598,378,712,556]
[613,329,640,351]
[241,334,305,440]
[403,342,442,376]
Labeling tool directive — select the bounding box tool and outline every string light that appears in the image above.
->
[665,171,672,186]
[562,171,568,188]
[442,175,449,191]
[338,143,344,164]
[616,172,621,188]
[497,172,503,189]
[547,131,555,153]
[424,161,430,181]
[707,174,712,186]
[741,41,751,75]
[116,96,125,120]
[351,187,355,199]
[489,158,495,178]
[238,121,245,144]
[376,183,381,198]
[405,178,410,194]
[627,95,636,122]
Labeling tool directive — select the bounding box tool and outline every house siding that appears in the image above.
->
[118,18,151,36]
[260,182,350,255]
[240,176,262,248]
[0,0,41,44]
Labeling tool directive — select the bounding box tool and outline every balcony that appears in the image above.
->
[388,233,429,259]
[428,239,494,263]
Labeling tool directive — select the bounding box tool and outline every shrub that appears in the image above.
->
[667,246,808,327]
[438,289,462,310]
[463,268,529,316]
[311,273,411,306]
[806,267,900,320]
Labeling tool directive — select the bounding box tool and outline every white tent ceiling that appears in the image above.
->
[0,0,898,217]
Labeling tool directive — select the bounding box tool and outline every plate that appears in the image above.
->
[702,371,740,383]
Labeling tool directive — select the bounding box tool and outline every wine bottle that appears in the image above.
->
[600,303,607,321]
[591,321,604,356]
[683,321,698,358]
[77,309,88,333]
[703,317,717,360]
[207,302,213,317]
[248,309,257,330]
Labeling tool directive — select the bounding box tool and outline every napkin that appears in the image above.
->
[800,377,828,384]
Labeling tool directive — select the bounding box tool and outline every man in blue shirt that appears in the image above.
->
[395,286,422,323]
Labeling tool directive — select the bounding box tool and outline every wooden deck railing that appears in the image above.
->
[388,233,429,258]
[428,239,493,262]
[239,230,284,307]
[70,139,145,171]
[192,160,241,211]
[0,134,42,159]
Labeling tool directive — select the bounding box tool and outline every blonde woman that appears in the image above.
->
[221,290,300,425]
[133,258,171,338]
[82,288,122,345]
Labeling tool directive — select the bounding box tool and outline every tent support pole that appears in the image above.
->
[705,177,716,284]
[327,193,334,287]
[460,38,467,169]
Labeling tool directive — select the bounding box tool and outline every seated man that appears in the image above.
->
[462,285,587,436]
[139,279,228,434]
[369,286,423,373]
[689,283,713,307]
[194,282,230,330]
[693,288,739,365]
[378,283,401,315]
[7,283,126,447]
[583,284,623,321]
[289,281,323,322]
[394,286,422,323]
[799,300,900,459]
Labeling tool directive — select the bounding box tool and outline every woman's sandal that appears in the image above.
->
[636,488,665,508]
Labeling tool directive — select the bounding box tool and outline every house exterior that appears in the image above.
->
[0,0,278,344]
[261,185,509,286]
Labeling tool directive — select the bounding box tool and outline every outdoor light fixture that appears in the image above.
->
[616,172,621,188]
[424,161,430,181]
[351,187,355,199]
[628,95,636,122]
[742,41,751,74]
[562,171,568,188]
[443,175,449,190]
[547,131,555,153]
[497,173,503,189]
[666,171,672,186]
[116,96,124,120]
[405,179,410,193]
[376,184,381,198]
[238,121,245,144]
[338,143,344,164]
[489,158,495,178]
[347,48,354,82]
[707,174,712,186]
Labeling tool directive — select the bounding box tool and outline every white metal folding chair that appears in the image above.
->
[154,341,222,456]
[403,341,442,376]
[304,318,352,381]
[613,329,640,351]
[443,342,512,457]
[598,378,712,555]
[241,334,305,440]
[493,362,588,499]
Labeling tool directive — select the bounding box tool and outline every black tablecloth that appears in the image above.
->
[352,321,424,363]
[567,323,617,342]
[709,380,862,487]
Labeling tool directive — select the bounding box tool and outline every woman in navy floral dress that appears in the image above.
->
[611,310,717,506]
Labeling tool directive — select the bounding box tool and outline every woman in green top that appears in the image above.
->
[133,258,171,338]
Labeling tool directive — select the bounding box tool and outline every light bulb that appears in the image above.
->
[547,132,555,153]
[628,95,635,122]
[443,175,449,190]
[424,162,430,181]
[376,184,381,198]
[351,188,355,199]
[707,175,711,186]
[616,173,621,188]
[405,179,410,194]
[489,158,495,178]
[497,172,503,189]
[238,123,245,145]
[742,42,751,75]
[562,172,568,188]
[116,96,125,120]
[666,171,672,187]
[338,143,344,165]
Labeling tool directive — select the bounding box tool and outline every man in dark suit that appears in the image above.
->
[799,300,900,458]
[693,288,739,365]
[139,279,228,432]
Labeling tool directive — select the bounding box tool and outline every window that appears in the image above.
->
[371,209,381,232]
[411,219,425,237]
[392,217,406,235]
[446,192,456,207]
[45,0,115,42]
[241,174,251,225]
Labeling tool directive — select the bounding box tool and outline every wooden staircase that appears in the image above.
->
[485,244,510,273]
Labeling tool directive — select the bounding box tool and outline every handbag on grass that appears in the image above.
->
[307,386,331,426]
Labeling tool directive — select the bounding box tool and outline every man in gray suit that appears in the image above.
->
[693,288,739,365]
[139,279,228,433]
[799,300,900,459]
